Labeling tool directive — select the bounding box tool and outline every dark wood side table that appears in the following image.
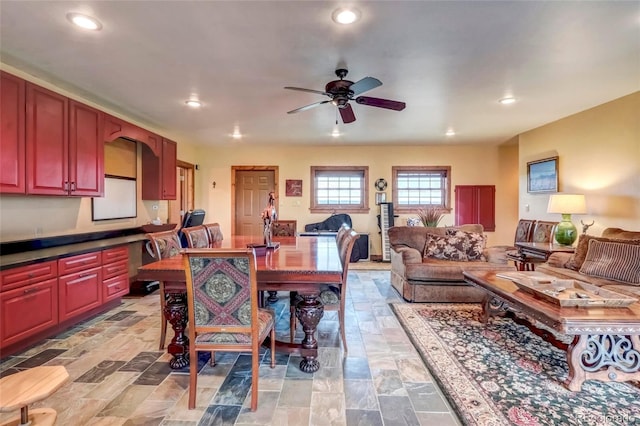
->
[512,242,575,271]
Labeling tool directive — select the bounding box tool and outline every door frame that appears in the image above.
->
[168,160,195,226]
[231,165,279,236]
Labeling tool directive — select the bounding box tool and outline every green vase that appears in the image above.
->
[554,214,578,246]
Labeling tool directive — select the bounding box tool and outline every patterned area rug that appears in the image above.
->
[391,303,640,426]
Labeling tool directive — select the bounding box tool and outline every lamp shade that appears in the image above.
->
[547,194,587,214]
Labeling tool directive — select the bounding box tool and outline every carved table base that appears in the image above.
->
[164,291,189,369]
[567,334,640,391]
[295,293,324,373]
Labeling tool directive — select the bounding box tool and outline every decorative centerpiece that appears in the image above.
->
[417,207,444,227]
[249,191,280,255]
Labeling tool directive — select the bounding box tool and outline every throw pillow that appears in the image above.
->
[579,240,640,284]
[567,235,640,271]
[423,230,486,261]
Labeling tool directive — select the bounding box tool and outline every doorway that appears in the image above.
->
[168,160,195,226]
[232,166,278,236]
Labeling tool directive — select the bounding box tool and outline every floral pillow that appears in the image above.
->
[423,230,486,261]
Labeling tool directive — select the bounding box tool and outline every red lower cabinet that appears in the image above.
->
[0,278,58,347]
[58,267,102,322]
[102,246,129,301]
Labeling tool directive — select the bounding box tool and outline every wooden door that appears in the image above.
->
[26,83,69,195]
[69,100,104,196]
[0,71,26,194]
[234,170,275,236]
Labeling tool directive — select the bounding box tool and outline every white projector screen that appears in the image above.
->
[92,176,137,221]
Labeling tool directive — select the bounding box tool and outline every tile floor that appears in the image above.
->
[0,270,461,426]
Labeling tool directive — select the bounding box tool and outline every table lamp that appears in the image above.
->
[547,194,587,245]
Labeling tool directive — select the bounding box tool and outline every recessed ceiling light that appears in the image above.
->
[445,130,456,137]
[498,97,516,105]
[232,126,242,140]
[331,129,341,138]
[332,8,361,25]
[66,12,102,31]
[185,99,202,108]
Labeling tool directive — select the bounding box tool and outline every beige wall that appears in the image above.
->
[193,144,519,256]
[518,92,640,239]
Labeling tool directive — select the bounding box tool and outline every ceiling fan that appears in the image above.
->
[284,69,406,124]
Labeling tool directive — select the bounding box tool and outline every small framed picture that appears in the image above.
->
[375,192,387,205]
[285,179,302,197]
[527,156,558,193]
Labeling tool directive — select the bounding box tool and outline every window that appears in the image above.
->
[392,166,451,213]
[310,166,369,213]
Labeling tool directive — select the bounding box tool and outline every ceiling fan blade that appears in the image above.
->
[284,86,329,96]
[355,96,406,111]
[287,100,330,114]
[339,104,356,124]
[348,77,382,96]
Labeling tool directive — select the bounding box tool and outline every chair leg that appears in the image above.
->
[188,347,198,409]
[159,285,167,350]
[210,351,216,366]
[250,347,259,411]
[289,292,298,342]
[338,308,348,354]
[270,327,276,368]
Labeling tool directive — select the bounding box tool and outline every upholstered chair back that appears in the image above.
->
[203,223,224,246]
[532,221,558,243]
[182,225,211,248]
[146,230,182,259]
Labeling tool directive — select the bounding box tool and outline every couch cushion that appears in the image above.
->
[423,230,486,261]
[579,240,640,284]
[406,258,503,281]
[566,234,640,271]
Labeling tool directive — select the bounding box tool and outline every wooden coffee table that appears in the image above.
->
[463,270,640,391]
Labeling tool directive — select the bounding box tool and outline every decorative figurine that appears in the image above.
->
[581,219,595,235]
[261,191,278,248]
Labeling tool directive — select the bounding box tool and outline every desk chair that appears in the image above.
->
[182,249,275,410]
[145,229,183,350]
[290,229,360,353]
[182,225,211,248]
[0,366,68,426]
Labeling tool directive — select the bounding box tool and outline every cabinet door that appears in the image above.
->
[455,185,495,232]
[0,71,26,194]
[58,251,102,276]
[161,138,177,200]
[69,100,104,196]
[58,267,102,322]
[26,83,69,195]
[1,260,57,293]
[103,274,129,301]
[0,278,58,347]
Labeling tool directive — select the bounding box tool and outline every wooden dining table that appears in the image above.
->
[136,235,342,373]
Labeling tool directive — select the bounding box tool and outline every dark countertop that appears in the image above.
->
[0,234,147,270]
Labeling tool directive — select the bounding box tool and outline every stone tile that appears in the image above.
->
[269,407,310,426]
[309,392,346,425]
[84,371,139,399]
[198,405,241,425]
[235,390,280,424]
[396,357,431,383]
[342,357,371,380]
[97,384,156,418]
[75,360,127,383]
[343,380,378,410]
[134,361,173,386]
[277,379,313,408]
[378,395,421,426]
[105,310,138,321]
[120,351,164,372]
[312,366,344,393]
[405,382,450,412]
[415,411,462,426]
[372,369,407,396]
[345,409,384,426]
[13,348,67,368]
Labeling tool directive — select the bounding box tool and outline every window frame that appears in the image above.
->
[310,166,369,214]
[391,166,452,213]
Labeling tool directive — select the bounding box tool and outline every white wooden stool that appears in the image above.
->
[0,366,68,426]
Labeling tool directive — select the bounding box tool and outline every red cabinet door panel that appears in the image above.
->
[58,252,102,276]
[0,278,58,347]
[58,267,102,322]
[103,274,129,301]
[26,83,69,195]
[102,245,128,264]
[102,259,128,280]
[0,260,57,292]
[69,100,104,196]
[0,71,26,194]
[161,138,177,200]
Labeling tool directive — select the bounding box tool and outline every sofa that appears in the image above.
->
[389,224,515,302]
[536,227,640,299]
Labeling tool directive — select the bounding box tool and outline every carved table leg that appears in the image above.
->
[164,291,189,369]
[295,293,324,373]
[567,334,640,392]
[267,291,279,303]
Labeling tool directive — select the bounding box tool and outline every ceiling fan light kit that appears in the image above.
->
[285,68,406,124]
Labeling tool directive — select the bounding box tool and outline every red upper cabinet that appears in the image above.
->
[455,185,496,232]
[26,83,69,195]
[69,101,104,196]
[141,137,177,200]
[103,113,145,144]
[0,71,26,194]
[25,83,104,196]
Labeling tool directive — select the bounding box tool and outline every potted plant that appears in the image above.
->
[417,207,444,227]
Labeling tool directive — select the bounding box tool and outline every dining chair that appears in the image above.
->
[182,225,211,248]
[289,229,360,353]
[505,219,537,269]
[182,248,276,410]
[145,229,183,350]
[203,222,224,246]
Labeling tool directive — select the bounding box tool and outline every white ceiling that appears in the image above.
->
[1,1,638,147]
